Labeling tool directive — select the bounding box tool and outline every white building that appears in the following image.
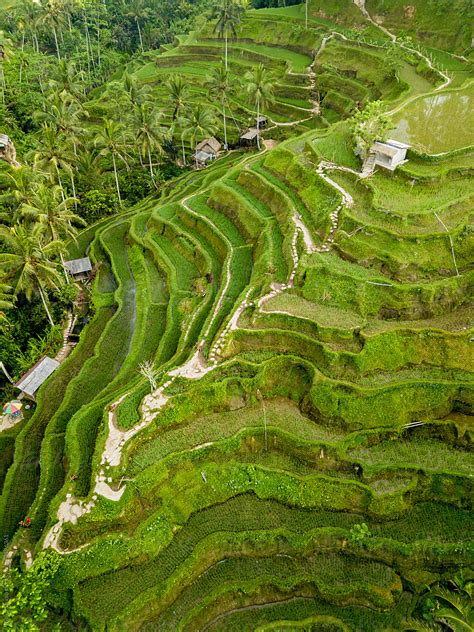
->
[371,139,410,171]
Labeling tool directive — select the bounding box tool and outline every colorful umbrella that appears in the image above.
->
[2,401,23,415]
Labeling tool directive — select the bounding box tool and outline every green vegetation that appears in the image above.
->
[0,0,472,630]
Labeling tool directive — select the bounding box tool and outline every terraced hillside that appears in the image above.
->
[1,1,473,630]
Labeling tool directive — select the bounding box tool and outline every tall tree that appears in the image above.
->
[0,223,63,326]
[0,31,13,104]
[133,103,164,182]
[182,104,217,168]
[94,119,130,206]
[351,100,393,160]
[19,183,84,281]
[245,63,274,150]
[166,74,189,122]
[30,124,76,201]
[211,0,245,70]
[206,61,232,150]
[39,0,66,61]
[124,0,151,53]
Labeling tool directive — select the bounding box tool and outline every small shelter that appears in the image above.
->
[256,115,267,128]
[0,134,19,167]
[64,256,92,280]
[371,139,410,171]
[15,356,60,400]
[193,137,221,167]
[240,128,259,145]
[195,137,221,157]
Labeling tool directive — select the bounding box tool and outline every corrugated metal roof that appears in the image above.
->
[64,257,92,275]
[195,150,212,162]
[15,356,60,397]
[241,128,259,140]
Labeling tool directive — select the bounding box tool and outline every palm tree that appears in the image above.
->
[36,93,86,156]
[182,104,217,168]
[211,0,245,71]
[133,103,164,182]
[39,0,66,61]
[0,31,13,104]
[94,119,130,206]
[19,183,84,282]
[30,124,76,201]
[124,0,151,53]
[0,223,63,326]
[48,60,86,101]
[206,61,232,150]
[245,63,274,150]
[166,74,189,122]
[0,166,42,220]
[0,282,14,329]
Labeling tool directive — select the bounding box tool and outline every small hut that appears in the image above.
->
[371,139,410,171]
[193,137,221,167]
[63,257,92,281]
[15,356,60,400]
[195,137,221,157]
[240,128,259,146]
[0,134,20,167]
[256,115,267,129]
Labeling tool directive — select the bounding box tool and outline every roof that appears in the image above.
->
[195,137,221,154]
[0,134,9,148]
[64,257,92,275]
[256,115,267,123]
[195,150,213,163]
[386,139,410,149]
[241,128,259,140]
[15,356,60,397]
[372,139,410,157]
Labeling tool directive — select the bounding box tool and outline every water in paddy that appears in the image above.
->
[392,85,474,153]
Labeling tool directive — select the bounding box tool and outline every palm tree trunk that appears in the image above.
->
[225,33,228,70]
[181,136,186,166]
[52,25,61,61]
[112,152,122,206]
[222,97,228,150]
[70,170,78,210]
[147,144,155,181]
[305,0,308,29]
[38,285,55,326]
[60,251,70,285]
[256,95,261,150]
[136,18,144,53]
[0,362,14,384]
[56,166,66,202]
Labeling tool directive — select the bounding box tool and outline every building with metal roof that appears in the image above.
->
[195,137,221,156]
[15,356,60,399]
[63,257,92,279]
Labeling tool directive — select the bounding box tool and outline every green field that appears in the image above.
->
[1,0,472,630]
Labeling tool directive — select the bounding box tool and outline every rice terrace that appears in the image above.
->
[0,0,472,630]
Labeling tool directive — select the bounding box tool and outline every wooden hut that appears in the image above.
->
[240,128,259,146]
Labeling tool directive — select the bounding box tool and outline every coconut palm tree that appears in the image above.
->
[48,60,86,101]
[39,0,66,61]
[244,63,274,150]
[94,119,130,206]
[0,223,63,326]
[124,0,151,53]
[0,166,43,220]
[36,92,86,156]
[19,183,84,282]
[166,74,189,122]
[182,104,218,168]
[133,103,165,182]
[211,0,245,70]
[30,124,76,201]
[206,61,232,150]
[0,31,13,104]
